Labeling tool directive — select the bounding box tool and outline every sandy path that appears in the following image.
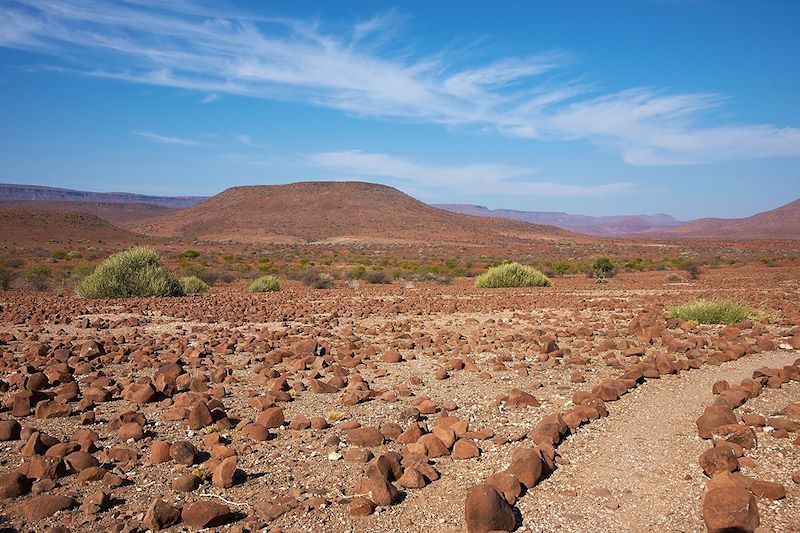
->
[517,350,799,533]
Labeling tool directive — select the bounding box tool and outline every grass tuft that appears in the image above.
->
[249,275,281,292]
[180,275,209,295]
[668,299,751,324]
[474,262,550,288]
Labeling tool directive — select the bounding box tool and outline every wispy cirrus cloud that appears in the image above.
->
[132,130,205,146]
[308,150,631,197]
[2,1,799,165]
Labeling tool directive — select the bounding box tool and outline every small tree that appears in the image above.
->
[591,257,616,279]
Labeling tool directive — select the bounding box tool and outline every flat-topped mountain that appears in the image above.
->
[0,183,206,209]
[134,181,572,244]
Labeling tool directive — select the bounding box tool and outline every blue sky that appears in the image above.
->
[1,0,799,220]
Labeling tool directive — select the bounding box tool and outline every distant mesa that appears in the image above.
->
[434,204,684,237]
[133,181,572,244]
[0,183,207,208]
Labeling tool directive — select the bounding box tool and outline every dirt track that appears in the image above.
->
[521,350,800,532]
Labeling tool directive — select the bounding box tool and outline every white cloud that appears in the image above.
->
[133,130,205,146]
[201,93,218,103]
[308,150,631,196]
[2,1,799,165]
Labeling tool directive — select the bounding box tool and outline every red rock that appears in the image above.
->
[142,498,182,531]
[0,420,21,441]
[506,447,543,488]
[767,417,800,432]
[131,383,156,405]
[77,466,107,482]
[0,471,29,499]
[352,469,400,507]
[349,496,375,516]
[64,450,99,472]
[464,484,516,533]
[417,434,449,457]
[117,422,144,441]
[741,414,766,427]
[21,432,49,457]
[432,426,456,448]
[254,497,297,521]
[172,473,200,492]
[212,456,237,488]
[347,427,384,447]
[169,441,197,465]
[397,466,426,488]
[486,472,522,504]
[181,500,230,530]
[241,422,271,441]
[697,405,737,439]
[382,349,402,363]
[188,401,213,430]
[713,424,757,449]
[699,447,739,477]
[150,440,172,464]
[256,407,284,429]
[749,480,786,500]
[344,448,373,463]
[703,487,759,533]
[25,455,67,480]
[452,439,480,459]
[507,388,540,407]
[17,494,75,521]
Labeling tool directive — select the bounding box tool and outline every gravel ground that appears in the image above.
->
[518,350,800,533]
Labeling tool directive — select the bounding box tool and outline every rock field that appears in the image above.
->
[0,265,798,532]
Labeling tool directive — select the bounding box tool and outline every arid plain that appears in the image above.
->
[0,182,798,533]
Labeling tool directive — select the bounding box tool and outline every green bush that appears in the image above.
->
[668,300,751,324]
[180,276,209,295]
[474,262,550,288]
[249,275,281,292]
[0,260,17,290]
[23,264,51,291]
[590,257,616,278]
[76,247,182,298]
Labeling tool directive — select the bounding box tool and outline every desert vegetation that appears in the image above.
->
[179,275,209,295]
[76,246,182,298]
[249,274,281,292]
[668,299,752,324]
[474,262,551,288]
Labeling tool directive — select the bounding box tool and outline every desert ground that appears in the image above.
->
[1,258,798,532]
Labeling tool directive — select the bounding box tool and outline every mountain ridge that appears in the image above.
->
[434,204,683,236]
